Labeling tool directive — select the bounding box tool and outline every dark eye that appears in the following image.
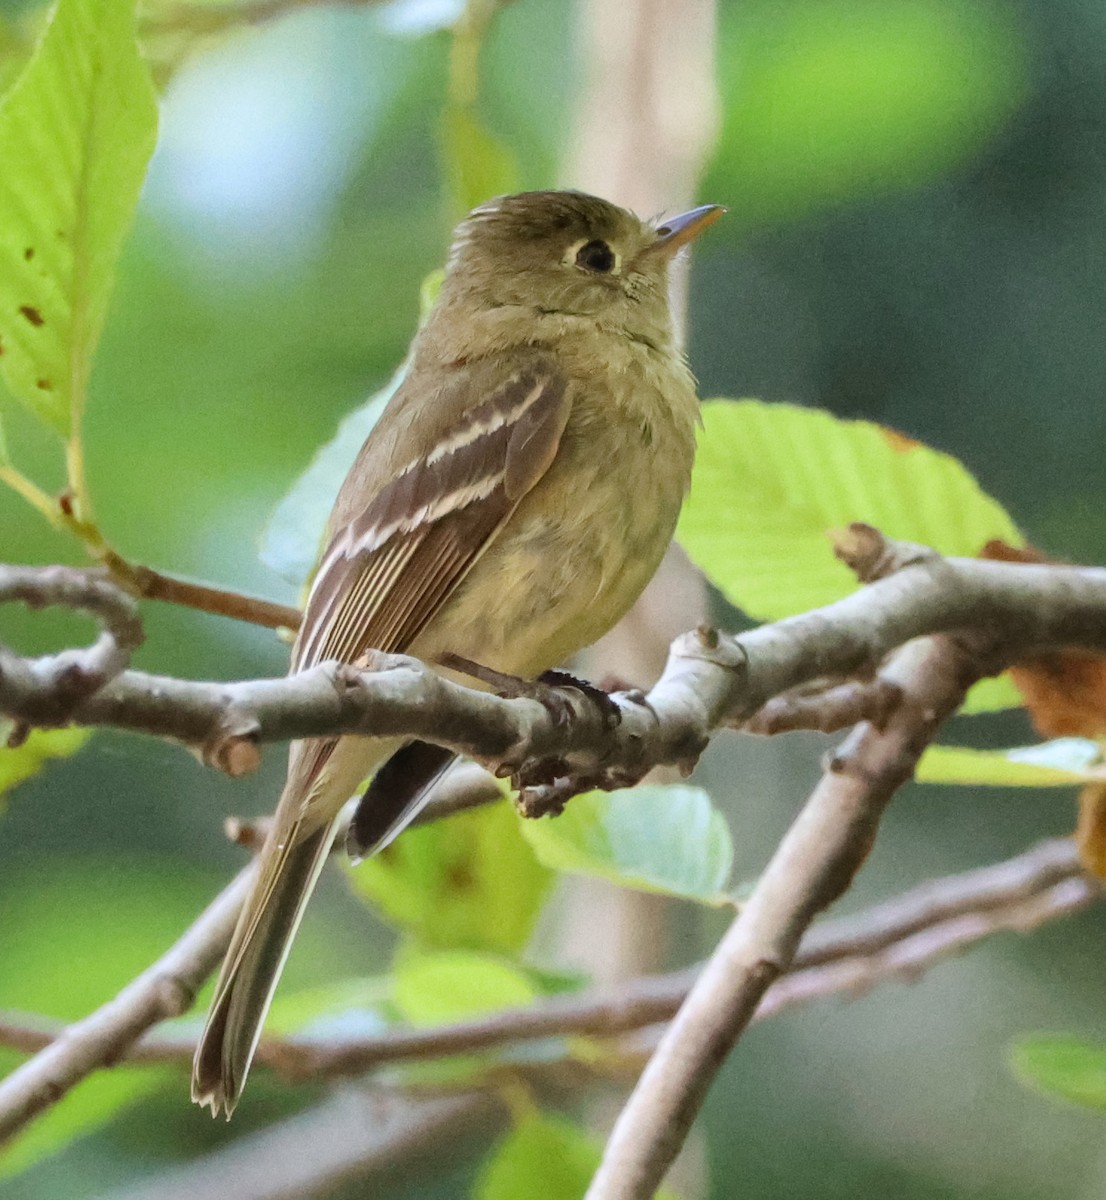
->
[575,239,616,273]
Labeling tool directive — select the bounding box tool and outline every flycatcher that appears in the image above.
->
[192,190,724,1116]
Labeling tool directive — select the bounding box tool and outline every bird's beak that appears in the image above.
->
[648,204,726,258]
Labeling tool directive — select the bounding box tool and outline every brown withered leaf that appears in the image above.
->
[982,540,1106,738]
[880,426,923,454]
[1077,784,1106,880]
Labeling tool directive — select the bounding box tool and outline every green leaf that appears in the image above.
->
[520,785,734,905]
[441,106,518,217]
[0,0,158,435]
[259,366,402,587]
[476,1114,681,1200]
[961,673,1024,716]
[392,949,537,1026]
[917,738,1106,788]
[266,976,392,1038]
[709,0,1026,230]
[0,857,218,1175]
[0,723,88,815]
[347,794,555,953]
[1010,1034,1106,1112]
[678,400,1022,623]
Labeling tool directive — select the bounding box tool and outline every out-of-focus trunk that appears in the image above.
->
[557,3,719,1194]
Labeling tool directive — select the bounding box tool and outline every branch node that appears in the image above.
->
[224,816,267,851]
[833,522,936,583]
[673,626,747,674]
[201,707,262,777]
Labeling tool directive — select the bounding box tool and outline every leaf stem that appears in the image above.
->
[0,465,65,531]
[0,461,300,630]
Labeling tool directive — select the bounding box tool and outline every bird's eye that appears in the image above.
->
[575,239,616,273]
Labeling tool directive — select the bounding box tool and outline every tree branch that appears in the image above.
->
[0,839,1093,1082]
[582,528,999,1199]
[4,532,1106,1160]
[4,537,1106,794]
[119,562,301,632]
[41,840,1084,1200]
[0,864,257,1145]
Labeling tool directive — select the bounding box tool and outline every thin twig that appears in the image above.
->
[30,845,1093,1200]
[0,865,257,1145]
[124,563,301,631]
[0,839,1092,1076]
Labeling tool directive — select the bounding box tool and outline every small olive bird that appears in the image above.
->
[191,190,723,1116]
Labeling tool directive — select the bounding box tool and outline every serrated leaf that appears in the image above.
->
[347,794,555,953]
[678,400,1023,716]
[392,949,537,1026]
[0,0,158,435]
[0,723,88,815]
[259,367,402,587]
[520,785,734,905]
[1010,1034,1106,1112]
[678,400,1022,620]
[476,1114,682,1200]
[916,738,1105,788]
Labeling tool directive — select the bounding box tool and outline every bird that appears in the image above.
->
[191,189,724,1116]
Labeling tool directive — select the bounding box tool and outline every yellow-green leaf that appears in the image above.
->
[916,738,1106,788]
[677,400,1023,716]
[476,1115,682,1200]
[348,794,555,953]
[0,723,88,815]
[679,400,1022,620]
[1011,1034,1106,1112]
[0,0,158,435]
[392,949,537,1026]
[520,785,734,905]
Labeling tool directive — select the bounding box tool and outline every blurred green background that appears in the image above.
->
[2,0,1106,1195]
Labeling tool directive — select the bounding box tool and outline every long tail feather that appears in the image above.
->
[191,814,339,1117]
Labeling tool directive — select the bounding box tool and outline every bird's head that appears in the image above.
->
[435,190,724,349]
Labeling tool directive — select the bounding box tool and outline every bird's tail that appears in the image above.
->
[191,810,339,1118]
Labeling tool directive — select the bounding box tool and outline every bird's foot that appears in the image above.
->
[514,761,650,819]
[439,654,624,729]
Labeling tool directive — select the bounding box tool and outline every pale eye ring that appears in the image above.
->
[566,238,620,274]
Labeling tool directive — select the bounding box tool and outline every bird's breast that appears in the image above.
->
[427,342,698,677]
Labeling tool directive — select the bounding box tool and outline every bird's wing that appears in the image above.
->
[295,359,570,672]
[191,362,573,1115]
[283,359,572,803]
